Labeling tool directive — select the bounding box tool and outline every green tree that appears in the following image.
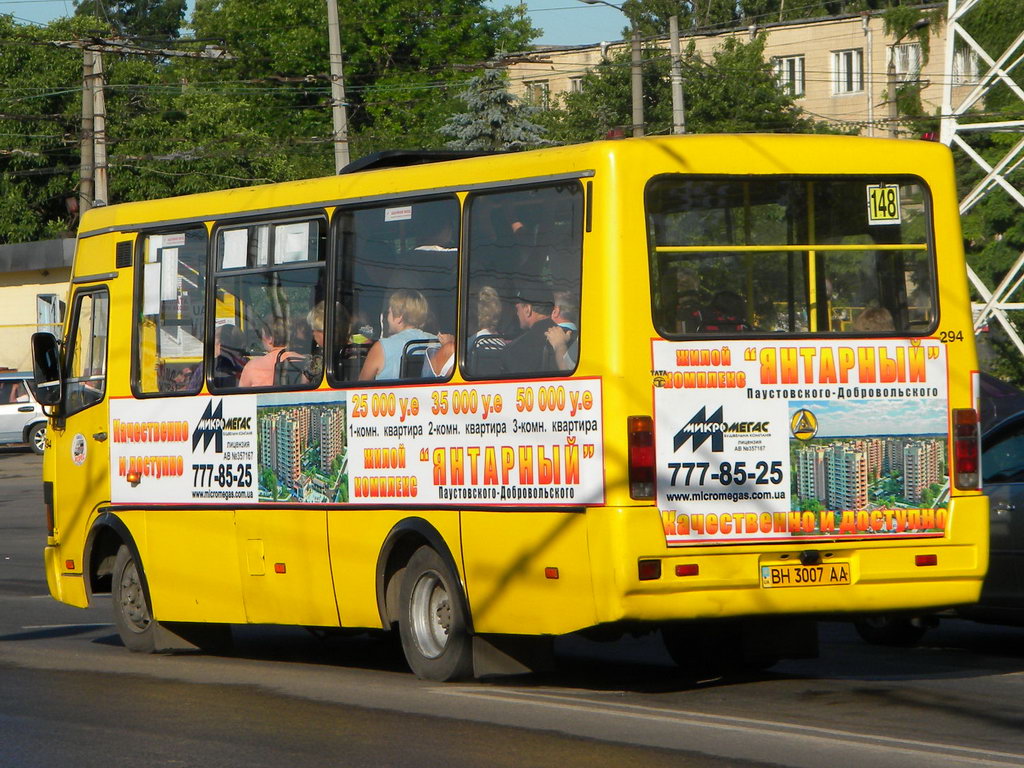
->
[0,15,107,241]
[189,0,538,159]
[440,68,548,151]
[74,0,186,38]
[540,35,822,144]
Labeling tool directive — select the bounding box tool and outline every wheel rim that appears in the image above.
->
[31,426,45,453]
[410,569,452,659]
[118,558,151,634]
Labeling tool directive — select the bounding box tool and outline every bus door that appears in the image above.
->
[52,286,111,558]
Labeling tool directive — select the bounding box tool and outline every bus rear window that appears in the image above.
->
[646,176,936,337]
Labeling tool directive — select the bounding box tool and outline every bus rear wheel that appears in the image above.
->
[112,544,157,653]
[398,546,473,681]
[853,614,928,647]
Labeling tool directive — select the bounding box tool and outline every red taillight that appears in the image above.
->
[952,408,980,490]
[628,415,655,499]
[915,554,938,567]
[638,559,661,580]
[675,563,699,577]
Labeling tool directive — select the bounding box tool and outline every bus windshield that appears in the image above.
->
[647,176,935,336]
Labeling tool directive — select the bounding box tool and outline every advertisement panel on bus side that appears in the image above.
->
[108,378,605,507]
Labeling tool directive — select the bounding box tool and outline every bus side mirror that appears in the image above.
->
[29,332,64,408]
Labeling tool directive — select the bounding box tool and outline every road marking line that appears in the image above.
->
[440,687,1024,767]
[20,623,113,630]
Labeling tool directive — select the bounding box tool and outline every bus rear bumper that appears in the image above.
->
[606,543,984,623]
[43,544,89,608]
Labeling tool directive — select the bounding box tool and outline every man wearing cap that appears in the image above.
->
[502,283,557,375]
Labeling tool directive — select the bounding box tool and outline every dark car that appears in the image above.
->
[0,371,47,455]
[855,373,1024,645]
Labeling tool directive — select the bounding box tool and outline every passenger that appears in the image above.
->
[358,289,437,381]
[544,290,579,372]
[501,283,557,375]
[700,290,749,332]
[852,306,895,332]
[305,302,325,383]
[239,317,303,387]
[672,266,706,333]
[212,324,248,388]
[469,285,506,346]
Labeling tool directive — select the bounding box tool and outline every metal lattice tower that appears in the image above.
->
[940,0,1024,354]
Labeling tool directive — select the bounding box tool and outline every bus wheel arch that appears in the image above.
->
[85,513,141,599]
[376,518,468,630]
[376,519,474,681]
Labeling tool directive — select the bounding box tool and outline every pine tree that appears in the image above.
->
[440,68,548,151]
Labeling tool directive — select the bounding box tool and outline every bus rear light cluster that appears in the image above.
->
[952,408,980,490]
[638,559,661,580]
[627,415,655,499]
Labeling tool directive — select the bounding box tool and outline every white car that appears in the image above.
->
[0,372,47,455]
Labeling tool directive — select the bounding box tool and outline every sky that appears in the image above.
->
[1,0,626,47]
[791,399,948,439]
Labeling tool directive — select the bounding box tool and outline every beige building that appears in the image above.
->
[0,239,73,373]
[504,10,980,136]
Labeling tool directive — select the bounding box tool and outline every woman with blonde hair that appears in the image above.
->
[359,289,437,380]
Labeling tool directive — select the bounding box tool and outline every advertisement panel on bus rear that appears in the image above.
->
[652,339,949,545]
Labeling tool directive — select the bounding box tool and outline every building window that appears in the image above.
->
[953,48,980,85]
[525,80,550,109]
[889,42,922,83]
[569,76,584,94]
[833,49,864,94]
[773,55,805,97]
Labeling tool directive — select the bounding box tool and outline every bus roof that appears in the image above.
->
[77,134,953,239]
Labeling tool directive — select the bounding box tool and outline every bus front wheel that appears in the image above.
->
[112,544,157,653]
[398,546,473,681]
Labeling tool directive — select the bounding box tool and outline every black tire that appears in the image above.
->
[111,544,157,653]
[663,623,735,679]
[662,621,778,679]
[397,546,474,681]
[853,614,928,647]
[27,422,46,455]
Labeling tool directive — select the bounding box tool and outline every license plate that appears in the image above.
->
[760,562,851,588]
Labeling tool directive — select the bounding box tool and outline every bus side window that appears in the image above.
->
[211,216,326,392]
[134,227,208,396]
[331,197,459,385]
[66,289,109,416]
[463,183,583,380]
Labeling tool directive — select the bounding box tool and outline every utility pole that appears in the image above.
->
[630,28,644,137]
[92,51,108,206]
[326,0,351,172]
[79,50,95,215]
[54,38,235,210]
[579,0,644,137]
[669,15,685,134]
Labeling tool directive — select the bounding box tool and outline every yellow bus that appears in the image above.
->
[31,134,987,680]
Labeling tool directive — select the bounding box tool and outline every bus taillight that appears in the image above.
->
[952,408,980,490]
[627,415,655,499]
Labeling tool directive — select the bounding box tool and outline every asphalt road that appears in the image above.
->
[1,447,1023,768]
